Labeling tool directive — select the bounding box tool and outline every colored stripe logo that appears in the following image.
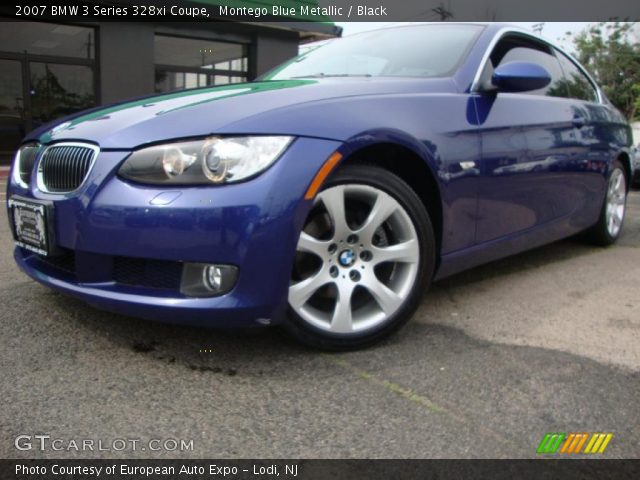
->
[537,433,613,454]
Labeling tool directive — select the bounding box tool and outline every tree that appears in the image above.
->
[572,22,640,120]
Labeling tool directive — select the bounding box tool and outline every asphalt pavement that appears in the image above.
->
[0,185,638,459]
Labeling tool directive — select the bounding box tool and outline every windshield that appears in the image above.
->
[264,24,484,80]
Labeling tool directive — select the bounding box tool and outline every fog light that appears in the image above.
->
[180,263,238,297]
[204,265,223,291]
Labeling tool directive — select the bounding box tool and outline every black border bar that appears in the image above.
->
[2,459,640,480]
[1,0,640,22]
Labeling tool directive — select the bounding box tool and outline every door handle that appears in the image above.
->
[572,115,586,128]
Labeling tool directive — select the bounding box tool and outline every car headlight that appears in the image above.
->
[118,136,294,185]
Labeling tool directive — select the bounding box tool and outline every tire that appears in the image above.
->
[285,164,436,350]
[584,159,628,246]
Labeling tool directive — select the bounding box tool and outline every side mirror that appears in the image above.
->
[492,61,551,93]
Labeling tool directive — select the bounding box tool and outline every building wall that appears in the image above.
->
[98,22,300,104]
[0,20,308,163]
[99,23,155,104]
[254,32,300,77]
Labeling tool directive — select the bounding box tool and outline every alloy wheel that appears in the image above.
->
[605,168,626,238]
[289,184,420,334]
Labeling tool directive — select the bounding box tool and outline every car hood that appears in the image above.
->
[29,77,456,149]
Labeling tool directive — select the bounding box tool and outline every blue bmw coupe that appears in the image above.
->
[7,24,633,349]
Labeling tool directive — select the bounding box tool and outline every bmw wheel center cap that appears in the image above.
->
[338,249,356,267]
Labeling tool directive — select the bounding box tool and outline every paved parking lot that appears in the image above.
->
[1,185,638,459]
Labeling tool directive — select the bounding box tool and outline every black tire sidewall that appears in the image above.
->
[284,164,436,350]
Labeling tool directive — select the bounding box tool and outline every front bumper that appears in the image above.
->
[8,137,342,327]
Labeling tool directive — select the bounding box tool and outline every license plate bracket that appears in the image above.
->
[8,196,56,256]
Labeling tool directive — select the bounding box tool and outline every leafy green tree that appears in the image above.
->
[571,22,640,120]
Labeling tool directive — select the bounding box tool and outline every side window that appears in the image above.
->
[555,50,599,102]
[478,35,566,98]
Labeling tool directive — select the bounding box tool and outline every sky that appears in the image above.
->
[334,22,594,52]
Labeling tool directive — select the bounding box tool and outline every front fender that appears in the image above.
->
[341,128,442,177]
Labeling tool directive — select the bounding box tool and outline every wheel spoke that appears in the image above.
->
[297,231,329,258]
[361,275,403,315]
[371,238,419,266]
[356,190,398,242]
[318,186,350,238]
[614,172,622,192]
[605,169,626,237]
[330,283,354,333]
[289,271,330,310]
[615,205,624,223]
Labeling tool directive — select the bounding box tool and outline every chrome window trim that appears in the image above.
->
[470,26,603,104]
[36,142,100,194]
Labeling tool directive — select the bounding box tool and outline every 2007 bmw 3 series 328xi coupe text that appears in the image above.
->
[7,24,633,349]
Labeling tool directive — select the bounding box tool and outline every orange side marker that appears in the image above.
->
[304,152,343,200]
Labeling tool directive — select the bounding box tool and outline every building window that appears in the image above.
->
[154,35,248,93]
[29,63,95,127]
[0,21,95,59]
[0,20,96,163]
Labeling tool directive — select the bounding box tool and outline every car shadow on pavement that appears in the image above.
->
[433,237,599,290]
[5,192,639,370]
[2,194,639,458]
[9,270,640,458]
[3,217,639,458]
[10,190,639,373]
[37,233,610,366]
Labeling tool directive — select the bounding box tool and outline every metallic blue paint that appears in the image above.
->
[492,61,551,92]
[11,138,341,326]
[7,24,633,327]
